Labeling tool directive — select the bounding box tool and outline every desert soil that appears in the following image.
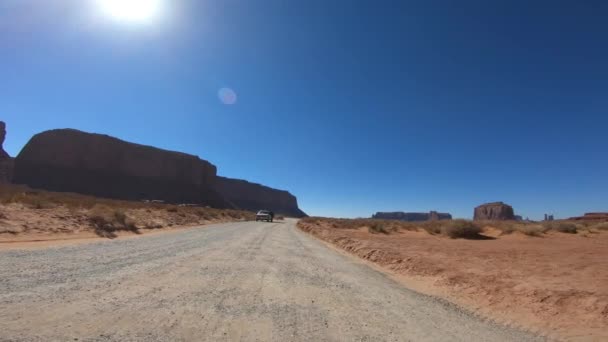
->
[0,220,541,341]
[0,202,249,244]
[298,221,608,341]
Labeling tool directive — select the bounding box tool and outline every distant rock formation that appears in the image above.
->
[473,202,515,220]
[13,129,229,207]
[372,211,452,221]
[214,176,307,217]
[569,212,608,221]
[0,121,14,183]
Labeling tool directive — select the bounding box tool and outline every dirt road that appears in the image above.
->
[0,220,543,341]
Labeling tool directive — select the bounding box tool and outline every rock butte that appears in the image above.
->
[474,202,515,221]
[11,127,306,216]
[0,121,14,183]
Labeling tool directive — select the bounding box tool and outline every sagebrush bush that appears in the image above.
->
[368,221,390,234]
[420,221,442,235]
[543,221,578,234]
[88,204,137,232]
[519,224,546,236]
[441,220,482,238]
[590,222,608,231]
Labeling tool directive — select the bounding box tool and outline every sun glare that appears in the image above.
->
[98,0,162,22]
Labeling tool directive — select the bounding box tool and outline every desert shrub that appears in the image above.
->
[368,221,390,234]
[590,222,608,231]
[441,220,482,238]
[518,224,546,236]
[543,221,578,234]
[30,198,56,210]
[488,221,518,234]
[88,204,137,232]
[420,221,443,235]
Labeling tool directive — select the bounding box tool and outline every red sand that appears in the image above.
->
[299,221,608,341]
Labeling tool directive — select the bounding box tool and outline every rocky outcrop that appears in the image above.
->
[215,176,307,217]
[474,202,515,220]
[13,129,229,207]
[569,213,608,221]
[372,211,452,221]
[0,121,14,183]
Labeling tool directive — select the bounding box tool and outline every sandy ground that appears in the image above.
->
[298,221,608,341]
[0,220,541,341]
[0,203,250,247]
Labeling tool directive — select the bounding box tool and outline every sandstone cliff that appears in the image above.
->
[0,121,14,183]
[372,211,452,221]
[473,202,515,220]
[13,129,228,207]
[215,176,307,217]
[569,212,608,221]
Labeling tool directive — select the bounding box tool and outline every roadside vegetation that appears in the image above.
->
[299,216,608,238]
[0,183,255,238]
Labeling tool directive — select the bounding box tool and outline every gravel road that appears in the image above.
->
[0,220,543,341]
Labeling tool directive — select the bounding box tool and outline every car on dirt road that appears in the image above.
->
[256,210,274,222]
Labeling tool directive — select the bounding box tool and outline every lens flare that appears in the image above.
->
[218,88,237,105]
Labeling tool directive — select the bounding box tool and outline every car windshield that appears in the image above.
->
[257,211,269,215]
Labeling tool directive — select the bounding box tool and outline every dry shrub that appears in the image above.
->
[368,221,390,234]
[543,221,579,234]
[440,220,482,239]
[88,204,137,233]
[420,221,443,235]
[0,183,254,224]
[518,224,546,237]
[590,222,608,231]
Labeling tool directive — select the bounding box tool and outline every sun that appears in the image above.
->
[98,0,162,22]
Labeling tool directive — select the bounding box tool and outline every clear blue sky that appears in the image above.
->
[1,0,607,219]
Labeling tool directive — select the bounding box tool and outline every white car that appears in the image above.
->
[255,210,274,222]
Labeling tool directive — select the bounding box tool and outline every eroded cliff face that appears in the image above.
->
[372,211,452,221]
[0,121,14,183]
[215,176,307,217]
[13,129,228,207]
[473,202,515,220]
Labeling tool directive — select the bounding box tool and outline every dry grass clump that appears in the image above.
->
[0,183,254,219]
[487,221,548,236]
[300,217,417,234]
[88,204,137,236]
[439,220,482,239]
[485,220,588,236]
[301,216,608,239]
[0,183,255,237]
[542,221,579,234]
[517,224,547,236]
[589,222,608,231]
[301,217,482,238]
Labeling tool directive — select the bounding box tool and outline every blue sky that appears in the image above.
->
[1,0,607,219]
